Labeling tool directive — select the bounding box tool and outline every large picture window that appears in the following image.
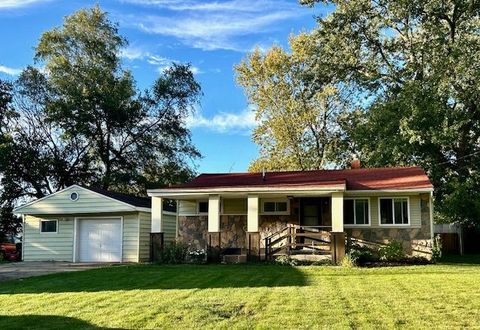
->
[344,199,369,225]
[379,197,409,225]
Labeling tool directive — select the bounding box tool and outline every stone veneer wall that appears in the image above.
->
[345,194,433,257]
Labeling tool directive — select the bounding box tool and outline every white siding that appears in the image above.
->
[23,215,74,261]
[138,212,151,262]
[17,186,136,215]
[122,213,139,262]
[163,213,177,243]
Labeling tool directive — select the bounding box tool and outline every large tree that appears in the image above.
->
[236,35,351,172]
[0,6,201,237]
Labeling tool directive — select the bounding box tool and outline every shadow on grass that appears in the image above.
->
[438,254,480,265]
[0,315,103,330]
[0,264,309,294]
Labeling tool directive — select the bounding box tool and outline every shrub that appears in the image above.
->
[432,234,442,261]
[273,255,298,266]
[161,241,189,264]
[341,253,356,268]
[187,249,206,264]
[378,240,404,261]
[348,245,375,265]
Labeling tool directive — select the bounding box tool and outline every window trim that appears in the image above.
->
[260,198,290,215]
[40,219,58,234]
[344,197,371,227]
[197,200,209,214]
[378,196,411,226]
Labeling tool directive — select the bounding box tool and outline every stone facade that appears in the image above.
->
[177,194,433,258]
[345,194,433,257]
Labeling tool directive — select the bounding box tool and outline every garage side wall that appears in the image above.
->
[138,212,151,262]
[23,215,74,262]
[123,214,140,262]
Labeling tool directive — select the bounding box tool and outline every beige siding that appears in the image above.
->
[138,212,151,262]
[163,213,177,243]
[18,186,136,215]
[122,214,139,262]
[179,200,197,215]
[223,198,247,214]
[23,215,74,261]
[346,195,422,228]
[24,212,147,263]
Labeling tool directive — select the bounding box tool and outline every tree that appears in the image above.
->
[235,34,351,172]
[299,0,480,225]
[0,6,201,236]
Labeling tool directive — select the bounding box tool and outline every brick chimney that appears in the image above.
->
[351,156,361,169]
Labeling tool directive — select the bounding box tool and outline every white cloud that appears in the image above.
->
[0,65,22,76]
[187,106,257,133]
[118,0,305,51]
[0,0,50,9]
[120,46,201,74]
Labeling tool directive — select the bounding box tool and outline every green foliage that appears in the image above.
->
[347,244,375,266]
[235,37,351,172]
[378,241,404,262]
[340,254,356,268]
[0,6,201,230]
[273,255,299,266]
[160,241,189,264]
[432,234,443,261]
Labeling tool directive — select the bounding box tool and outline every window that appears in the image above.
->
[198,201,209,213]
[380,198,409,225]
[40,220,57,233]
[70,192,79,201]
[344,199,369,225]
[262,200,289,214]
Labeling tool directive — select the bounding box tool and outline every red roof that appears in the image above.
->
[166,166,433,191]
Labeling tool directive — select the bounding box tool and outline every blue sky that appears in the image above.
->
[0,0,327,173]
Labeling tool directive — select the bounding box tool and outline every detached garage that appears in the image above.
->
[14,185,174,263]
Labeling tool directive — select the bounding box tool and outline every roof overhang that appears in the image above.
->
[148,182,348,199]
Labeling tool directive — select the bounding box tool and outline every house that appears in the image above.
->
[13,185,176,263]
[148,166,434,262]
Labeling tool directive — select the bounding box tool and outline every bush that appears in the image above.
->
[273,255,298,266]
[187,249,206,264]
[161,241,189,264]
[378,240,404,261]
[432,234,442,261]
[348,245,375,265]
[341,253,356,268]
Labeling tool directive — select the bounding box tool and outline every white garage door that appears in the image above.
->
[78,218,122,262]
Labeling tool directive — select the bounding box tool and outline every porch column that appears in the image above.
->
[208,195,221,232]
[151,196,163,232]
[247,195,260,260]
[331,192,344,232]
[247,195,259,232]
[331,192,345,264]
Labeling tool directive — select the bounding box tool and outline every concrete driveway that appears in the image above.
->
[0,262,108,281]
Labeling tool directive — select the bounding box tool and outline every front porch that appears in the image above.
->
[151,193,347,263]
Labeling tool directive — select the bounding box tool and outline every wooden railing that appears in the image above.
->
[264,225,332,260]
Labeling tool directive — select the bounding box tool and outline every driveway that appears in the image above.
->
[0,262,108,281]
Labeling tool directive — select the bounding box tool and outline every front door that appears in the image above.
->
[300,198,331,227]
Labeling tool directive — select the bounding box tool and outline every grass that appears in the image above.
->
[0,258,480,329]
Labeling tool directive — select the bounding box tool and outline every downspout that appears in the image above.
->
[429,191,434,242]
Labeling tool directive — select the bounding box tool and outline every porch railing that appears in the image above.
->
[264,225,332,260]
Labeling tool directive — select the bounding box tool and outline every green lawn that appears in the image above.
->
[0,258,480,329]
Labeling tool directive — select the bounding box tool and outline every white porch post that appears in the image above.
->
[331,192,344,232]
[247,195,259,232]
[151,196,163,232]
[208,195,221,232]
